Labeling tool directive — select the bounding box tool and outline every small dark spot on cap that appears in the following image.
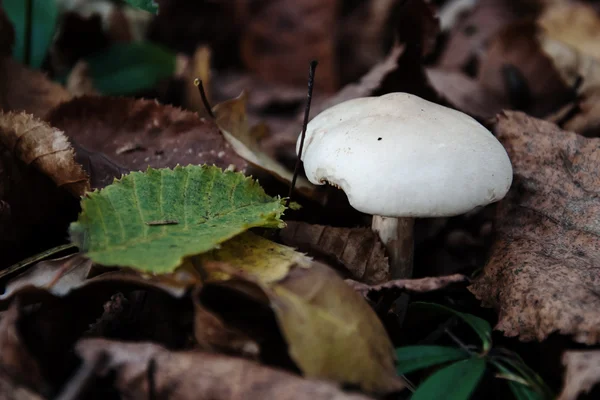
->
[377,137,382,141]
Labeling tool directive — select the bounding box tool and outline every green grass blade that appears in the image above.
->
[396,345,470,375]
[410,302,493,352]
[411,357,486,400]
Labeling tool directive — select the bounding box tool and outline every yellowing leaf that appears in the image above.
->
[213,92,316,197]
[198,231,311,284]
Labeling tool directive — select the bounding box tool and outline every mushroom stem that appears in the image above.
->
[372,215,414,279]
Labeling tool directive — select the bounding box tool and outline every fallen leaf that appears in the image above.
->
[0,253,92,301]
[346,274,468,298]
[193,296,259,358]
[279,221,390,284]
[46,95,247,172]
[213,92,316,197]
[0,111,90,196]
[71,143,129,190]
[0,304,48,394]
[469,111,600,344]
[75,338,375,400]
[426,67,510,119]
[266,264,403,393]
[477,21,573,117]
[70,165,286,273]
[238,0,338,93]
[0,57,72,119]
[197,231,311,284]
[558,350,600,400]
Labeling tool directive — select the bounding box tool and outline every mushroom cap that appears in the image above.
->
[297,93,513,217]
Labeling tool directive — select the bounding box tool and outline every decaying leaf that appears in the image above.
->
[197,231,311,284]
[46,95,247,172]
[0,305,48,394]
[469,111,600,344]
[267,264,402,393]
[238,0,338,93]
[279,221,390,284]
[346,274,468,298]
[212,92,315,197]
[0,253,92,301]
[0,58,72,119]
[0,112,90,197]
[558,350,600,400]
[70,165,286,273]
[75,338,374,400]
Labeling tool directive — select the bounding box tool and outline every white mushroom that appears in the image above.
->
[297,92,513,279]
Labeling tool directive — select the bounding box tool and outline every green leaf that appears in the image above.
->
[123,0,159,13]
[4,0,59,68]
[83,42,175,95]
[410,302,493,353]
[411,357,486,400]
[396,345,470,375]
[70,165,286,273]
[490,356,553,400]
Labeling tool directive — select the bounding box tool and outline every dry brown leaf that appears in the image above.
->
[0,112,90,196]
[0,58,72,119]
[426,67,510,120]
[558,350,600,400]
[193,297,259,358]
[76,338,374,400]
[212,92,316,197]
[0,304,48,394]
[238,0,338,93]
[346,274,468,298]
[469,111,600,344]
[279,221,390,285]
[477,21,573,117]
[46,96,247,172]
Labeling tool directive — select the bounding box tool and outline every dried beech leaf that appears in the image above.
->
[212,92,315,197]
[346,274,468,298]
[558,350,600,400]
[469,111,600,344]
[76,338,374,400]
[279,221,390,285]
[0,58,72,119]
[0,305,48,394]
[0,112,90,196]
[46,96,247,172]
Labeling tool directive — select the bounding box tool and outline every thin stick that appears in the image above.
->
[0,243,76,281]
[194,78,215,118]
[286,60,318,208]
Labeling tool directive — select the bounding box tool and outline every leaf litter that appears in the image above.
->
[2,0,600,398]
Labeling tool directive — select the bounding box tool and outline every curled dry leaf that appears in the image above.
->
[469,112,600,344]
[0,58,72,119]
[212,92,316,197]
[558,350,600,400]
[46,96,247,172]
[0,305,48,394]
[346,273,468,298]
[75,338,374,400]
[0,112,90,197]
[279,221,390,285]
